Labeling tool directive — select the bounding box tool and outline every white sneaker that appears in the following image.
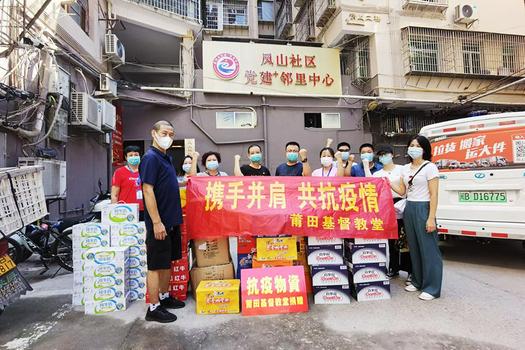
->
[405,274,412,286]
[405,284,418,292]
[418,292,436,301]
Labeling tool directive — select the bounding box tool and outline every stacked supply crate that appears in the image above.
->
[345,239,391,301]
[72,222,111,306]
[236,236,256,279]
[82,247,131,315]
[307,237,351,304]
[110,222,147,301]
[254,236,297,268]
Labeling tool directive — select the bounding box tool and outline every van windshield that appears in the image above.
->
[429,126,525,172]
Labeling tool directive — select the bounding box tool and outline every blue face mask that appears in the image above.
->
[182,164,192,173]
[287,152,299,162]
[250,153,262,163]
[379,154,393,165]
[407,147,424,160]
[341,151,350,161]
[360,153,374,162]
[206,160,219,171]
[127,156,140,166]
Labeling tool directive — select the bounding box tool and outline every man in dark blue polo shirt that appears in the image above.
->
[140,120,184,323]
[275,141,312,176]
[350,143,383,177]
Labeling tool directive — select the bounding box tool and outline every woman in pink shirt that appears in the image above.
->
[312,147,344,177]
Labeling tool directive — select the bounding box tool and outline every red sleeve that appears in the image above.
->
[112,167,124,187]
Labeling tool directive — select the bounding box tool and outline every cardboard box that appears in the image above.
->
[307,244,344,266]
[192,238,230,267]
[353,280,391,302]
[190,262,235,294]
[84,296,130,315]
[311,265,350,286]
[237,236,256,254]
[236,253,253,279]
[196,279,240,314]
[252,255,293,268]
[347,262,388,283]
[101,204,139,225]
[353,238,388,245]
[256,237,297,261]
[345,242,387,264]
[110,222,146,239]
[313,285,352,304]
[308,237,344,246]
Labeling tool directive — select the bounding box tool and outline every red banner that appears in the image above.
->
[186,177,397,239]
[112,103,124,167]
[241,266,308,316]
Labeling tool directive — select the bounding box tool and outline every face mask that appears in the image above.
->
[250,153,262,163]
[361,153,374,162]
[206,160,219,171]
[182,164,191,173]
[321,157,333,167]
[287,152,299,162]
[379,154,393,165]
[155,133,173,150]
[341,151,350,161]
[407,147,424,160]
[127,156,140,166]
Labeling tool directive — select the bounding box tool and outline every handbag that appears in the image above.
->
[394,199,406,219]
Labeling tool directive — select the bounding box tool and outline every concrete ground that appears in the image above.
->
[1,237,524,350]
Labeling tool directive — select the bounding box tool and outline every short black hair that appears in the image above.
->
[124,145,140,158]
[285,141,300,150]
[179,155,199,175]
[407,135,432,161]
[337,142,351,150]
[359,143,374,152]
[201,151,222,166]
[319,147,335,157]
[247,144,262,153]
[376,144,394,156]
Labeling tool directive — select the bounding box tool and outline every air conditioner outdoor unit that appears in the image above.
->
[96,73,118,98]
[454,4,477,24]
[18,157,67,199]
[105,33,125,64]
[97,99,116,132]
[70,92,102,132]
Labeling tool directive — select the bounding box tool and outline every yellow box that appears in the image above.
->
[252,255,294,268]
[195,279,240,315]
[256,237,298,261]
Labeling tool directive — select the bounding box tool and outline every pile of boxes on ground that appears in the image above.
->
[72,203,146,314]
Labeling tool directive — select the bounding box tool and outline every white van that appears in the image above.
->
[419,112,525,241]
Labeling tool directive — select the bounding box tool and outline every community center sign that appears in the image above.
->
[203,41,342,96]
[186,177,398,239]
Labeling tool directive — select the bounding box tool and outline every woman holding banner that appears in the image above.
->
[391,135,442,301]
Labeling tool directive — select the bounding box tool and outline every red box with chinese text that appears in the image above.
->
[237,236,256,254]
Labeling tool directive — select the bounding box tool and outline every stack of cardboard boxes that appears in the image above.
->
[254,236,297,268]
[294,237,312,294]
[345,239,391,302]
[236,236,256,278]
[307,237,351,304]
[168,220,190,301]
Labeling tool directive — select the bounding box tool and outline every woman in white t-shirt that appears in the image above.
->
[391,135,442,301]
[369,145,412,280]
[311,147,344,177]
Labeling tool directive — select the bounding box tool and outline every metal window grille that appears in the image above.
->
[224,0,248,26]
[258,0,274,21]
[133,0,201,23]
[381,114,436,135]
[205,1,223,30]
[341,37,370,85]
[402,27,525,77]
[295,0,315,42]
[275,0,293,38]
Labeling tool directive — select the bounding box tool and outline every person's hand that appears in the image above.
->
[153,222,167,240]
[348,154,355,163]
[326,138,333,147]
[426,217,437,233]
[362,158,369,167]
[192,151,200,159]
[334,151,343,161]
[234,154,241,162]
[299,149,308,161]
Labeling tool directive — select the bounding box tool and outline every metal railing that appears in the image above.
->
[294,0,315,42]
[223,0,248,26]
[403,0,448,11]
[314,0,336,27]
[131,0,201,23]
[275,0,293,38]
[340,36,370,87]
[402,27,525,77]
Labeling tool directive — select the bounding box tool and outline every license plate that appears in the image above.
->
[0,255,16,276]
[458,191,507,203]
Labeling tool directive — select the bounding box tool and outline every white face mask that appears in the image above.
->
[155,133,173,150]
[321,156,333,167]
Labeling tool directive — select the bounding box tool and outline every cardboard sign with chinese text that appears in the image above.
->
[186,177,397,239]
[256,237,298,261]
[241,266,308,316]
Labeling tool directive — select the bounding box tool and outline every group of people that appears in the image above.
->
[110,120,443,323]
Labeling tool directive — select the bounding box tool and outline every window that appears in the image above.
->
[463,42,482,74]
[63,0,88,34]
[409,37,439,72]
[206,3,221,30]
[216,111,257,128]
[502,43,516,72]
[304,113,341,129]
[258,0,274,21]
[224,1,248,26]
